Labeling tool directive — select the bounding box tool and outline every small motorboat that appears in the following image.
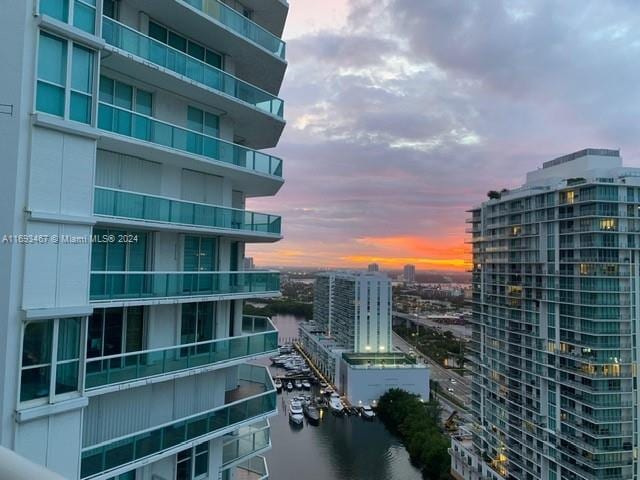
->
[329,393,344,415]
[302,380,311,390]
[320,382,328,388]
[361,405,375,420]
[304,403,321,425]
[323,387,334,396]
[275,379,282,393]
[294,380,303,390]
[286,382,293,392]
[289,400,304,426]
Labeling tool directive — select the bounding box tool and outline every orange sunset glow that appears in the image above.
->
[248,234,471,271]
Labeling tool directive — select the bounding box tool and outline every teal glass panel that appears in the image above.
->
[72,45,94,93]
[168,31,187,52]
[20,366,51,401]
[38,32,67,85]
[70,92,91,123]
[148,21,167,42]
[41,0,69,21]
[188,42,205,61]
[135,89,152,116]
[99,76,114,103]
[100,18,283,118]
[181,303,197,344]
[58,317,81,360]
[36,82,65,117]
[55,360,79,394]
[23,322,52,366]
[103,0,117,19]
[96,103,283,177]
[73,0,96,34]
[114,81,133,109]
[180,0,285,59]
[184,236,200,272]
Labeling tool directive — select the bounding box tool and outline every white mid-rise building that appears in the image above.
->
[301,271,428,405]
[0,1,288,479]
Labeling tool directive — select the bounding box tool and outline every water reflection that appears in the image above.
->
[263,315,422,480]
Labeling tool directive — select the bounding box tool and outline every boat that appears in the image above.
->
[286,382,293,392]
[289,400,304,426]
[361,405,375,420]
[275,379,282,393]
[294,380,303,390]
[320,382,328,388]
[304,403,321,425]
[329,393,344,415]
[323,387,334,396]
[302,380,311,390]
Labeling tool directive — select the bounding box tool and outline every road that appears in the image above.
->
[393,311,472,339]
[393,331,471,408]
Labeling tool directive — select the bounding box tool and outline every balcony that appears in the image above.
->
[222,456,269,480]
[89,271,280,305]
[85,316,278,390]
[97,103,283,196]
[94,187,281,241]
[221,420,271,468]
[80,365,276,479]
[101,17,284,149]
[182,0,285,59]
[123,0,286,94]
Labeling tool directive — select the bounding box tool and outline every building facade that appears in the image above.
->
[0,1,288,479]
[314,271,392,353]
[301,271,428,405]
[403,264,415,283]
[460,149,638,480]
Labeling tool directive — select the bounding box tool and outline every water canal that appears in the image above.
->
[261,315,423,480]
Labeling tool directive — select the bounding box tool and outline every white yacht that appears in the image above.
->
[329,393,344,415]
[361,405,375,420]
[289,400,304,425]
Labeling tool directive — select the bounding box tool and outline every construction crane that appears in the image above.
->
[444,410,459,432]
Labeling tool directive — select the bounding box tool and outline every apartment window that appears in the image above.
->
[176,443,208,480]
[91,229,148,271]
[20,317,82,403]
[187,106,220,137]
[103,0,118,19]
[184,236,217,271]
[181,302,215,345]
[36,32,95,123]
[149,20,223,69]
[70,45,94,122]
[87,307,144,368]
[39,0,97,34]
[99,76,153,115]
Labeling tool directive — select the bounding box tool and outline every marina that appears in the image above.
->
[262,315,423,480]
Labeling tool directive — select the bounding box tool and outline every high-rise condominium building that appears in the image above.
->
[368,263,379,272]
[312,271,392,353]
[301,271,427,404]
[0,1,288,479]
[403,264,416,283]
[451,149,637,480]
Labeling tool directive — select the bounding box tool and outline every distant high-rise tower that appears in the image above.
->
[243,257,255,270]
[452,149,635,480]
[1,1,288,478]
[403,264,416,283]
[368,263,380,272]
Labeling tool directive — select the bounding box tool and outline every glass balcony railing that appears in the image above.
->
[102,17,284,118]
[221,420,271,467]
[94,187,282,235]
[89,271,280,302]
[233,456,269,480]
[97,103,283,178]
[85,316,278,389]
[181,0,286,60]
[80,364,276,479]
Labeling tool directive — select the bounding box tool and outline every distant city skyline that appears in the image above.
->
[247,0,640,270]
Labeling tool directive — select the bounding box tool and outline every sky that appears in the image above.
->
[246,0,640,271]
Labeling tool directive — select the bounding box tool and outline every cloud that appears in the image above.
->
[248,0,640,271]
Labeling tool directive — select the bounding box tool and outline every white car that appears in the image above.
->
[447,387,455,392]
[450,378,457,384]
